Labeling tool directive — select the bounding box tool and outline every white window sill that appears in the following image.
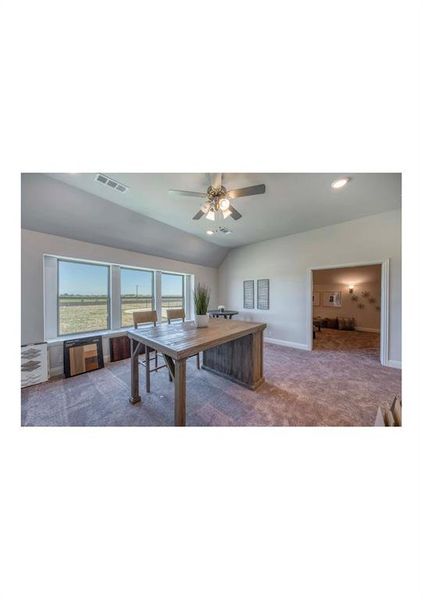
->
[46,327,134,346]
[46,320,194,346]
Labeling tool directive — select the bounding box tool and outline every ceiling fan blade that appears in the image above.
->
[210,173,222,189]
[228,205,242,220]
[227,183,265,199]
[169,189,207,198]
[192,210,205,220]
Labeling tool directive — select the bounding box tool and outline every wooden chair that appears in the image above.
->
[133,310,168,392]
[166,308,200,369]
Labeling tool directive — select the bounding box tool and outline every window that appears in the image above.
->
[161,273,184,321]
[121,268,154,327]
[46,256,191,339]
[58,260,110,335]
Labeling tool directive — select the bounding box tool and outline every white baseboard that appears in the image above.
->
[387,360,402,369]
[264,336,309,351]
[355,327,380,333]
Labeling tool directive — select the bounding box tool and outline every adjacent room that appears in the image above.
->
[312,264,382,355]
[21,173,402,426]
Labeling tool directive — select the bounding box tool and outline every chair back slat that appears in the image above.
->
[133,310,158,328]
[166,308,185,323]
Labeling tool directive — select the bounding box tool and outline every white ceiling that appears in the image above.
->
[48,173,401,248]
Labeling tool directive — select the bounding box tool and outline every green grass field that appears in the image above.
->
[58,295,184,334]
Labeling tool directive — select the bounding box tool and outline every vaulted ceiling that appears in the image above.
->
[21,173,401,268]
[21,174,228,268]
[49,172,401,248]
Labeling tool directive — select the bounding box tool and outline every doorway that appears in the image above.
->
[307,260,389,365]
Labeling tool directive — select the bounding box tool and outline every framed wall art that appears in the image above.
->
[257,279,270,310]
[322,291,342,307]
[64,335,104,378]
[243,280,255,309]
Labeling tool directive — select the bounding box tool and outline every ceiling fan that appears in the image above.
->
[168,174,265,222]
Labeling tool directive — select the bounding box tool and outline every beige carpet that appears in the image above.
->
[21,330,401,426]
[314,327,381,352]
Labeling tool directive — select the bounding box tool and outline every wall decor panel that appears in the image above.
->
[257,279,270,310]
[243,280,254,309]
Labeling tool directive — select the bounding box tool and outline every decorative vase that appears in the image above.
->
[195,314,209,328]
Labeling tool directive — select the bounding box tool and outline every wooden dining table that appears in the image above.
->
[127,319,267,426]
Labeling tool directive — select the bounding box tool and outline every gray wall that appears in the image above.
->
[218,210,401,364]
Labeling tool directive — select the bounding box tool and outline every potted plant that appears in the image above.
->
[194,283,210,328]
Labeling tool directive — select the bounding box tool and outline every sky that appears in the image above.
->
[59,261,184,296]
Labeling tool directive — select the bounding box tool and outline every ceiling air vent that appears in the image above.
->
[218,226,232,235]
[95,173,128,193]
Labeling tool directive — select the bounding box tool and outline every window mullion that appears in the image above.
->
[155,272,162,322]
[185,275,192,320]
[110,265,121,330]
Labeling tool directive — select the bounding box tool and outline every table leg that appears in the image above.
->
[202,330,264,390]
[145,345,151,392]
[174,358,187,426]
[162,353,175,381]
[129,339,142,404]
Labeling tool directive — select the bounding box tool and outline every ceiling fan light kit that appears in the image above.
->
[168,174,266,224]
[219,197,230,211]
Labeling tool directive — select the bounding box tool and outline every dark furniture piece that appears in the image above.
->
[317,317,355,331]
[109,335,131,362]
[208,310,239,320]
[128,319,266,426]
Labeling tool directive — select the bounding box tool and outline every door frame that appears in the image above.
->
[306,259,390,366]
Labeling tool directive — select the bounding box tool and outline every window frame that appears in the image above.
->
[44,255,193,340]
[119,266,155,328]
[57,258,111,337]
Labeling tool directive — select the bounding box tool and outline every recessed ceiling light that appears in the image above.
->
[331,177,351,189]
[206,230,214,235]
